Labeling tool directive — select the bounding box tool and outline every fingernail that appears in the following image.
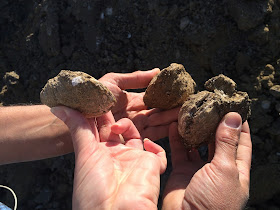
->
[224,115,241,128]
[143,138,150,142]
[51,107,67,122]
[114,122,121,127]
[150,68,160,73]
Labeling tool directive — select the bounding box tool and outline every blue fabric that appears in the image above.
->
[0,202,11,210]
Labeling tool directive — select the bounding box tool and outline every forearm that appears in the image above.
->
[0,105,73,165]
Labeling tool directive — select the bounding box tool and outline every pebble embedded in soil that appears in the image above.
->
[261,100,271,110]
[40,70,116,117]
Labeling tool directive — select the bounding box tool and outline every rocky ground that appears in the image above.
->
[1,0,280,209]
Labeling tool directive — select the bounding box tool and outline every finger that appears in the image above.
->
[97,111,120,142]
[236,121,252,188]
[213,112,242,164]
[111,68,160,90]
[148,107,180,127]
[143,138,167,174]
[168,122,189,167]
[126,92,147,111]
[141,125,170,141]
[111,118,143,149]
[51,106,97,155]
[131,108,162,119]
[129,109,162,131]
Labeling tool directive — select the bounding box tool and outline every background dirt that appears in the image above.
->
[1,0,280,209]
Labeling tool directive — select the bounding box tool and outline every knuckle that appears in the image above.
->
[216,134,238,148]
[133,70,142,74]
[212,158,238,175]
[105,72,115,77]
[220,160,236,172]
[104,72,117,81]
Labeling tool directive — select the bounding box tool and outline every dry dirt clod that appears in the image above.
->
[178,74,251,149]
[40,70,116,117]
[143,63,196,109]
[204,74,237,96]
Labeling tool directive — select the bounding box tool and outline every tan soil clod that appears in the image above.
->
[178,74,251,149]
[143,63,196,109]
[40,70,116,117]
[204,74,237,96]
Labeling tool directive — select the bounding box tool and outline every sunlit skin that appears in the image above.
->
[51,106,167,210]
[162,113,252,210]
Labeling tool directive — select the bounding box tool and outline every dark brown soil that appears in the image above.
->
[1,0,280,209]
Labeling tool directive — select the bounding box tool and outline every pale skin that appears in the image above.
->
[0,68,179,165]
[162,112,252,210]
[51,106,167,210]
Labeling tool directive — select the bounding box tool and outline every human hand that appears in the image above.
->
[51,106,167,210]
[99,69,180,141]
[162,112,252,210]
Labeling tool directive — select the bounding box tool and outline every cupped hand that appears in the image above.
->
[99,69,180,141]
[51,106,167,210]
[163,112,252,210]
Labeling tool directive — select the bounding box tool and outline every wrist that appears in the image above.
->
[0,105,73,164]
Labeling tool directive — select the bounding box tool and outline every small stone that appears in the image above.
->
[106,7,113,16]
[143,63,196,110]
[270,85,280,98]
[264,64,275,76]
[40,70,116,117]
[261,100,271,110]
[180,16,191,30]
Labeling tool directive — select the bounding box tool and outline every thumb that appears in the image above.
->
[51,106,97,156]
[213,112,242,164]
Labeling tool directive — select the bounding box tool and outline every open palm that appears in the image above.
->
[51,106,167,210]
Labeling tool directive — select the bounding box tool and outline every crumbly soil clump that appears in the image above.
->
[40,70,116,117]
[178,74,251,148]
[143,63,196,109]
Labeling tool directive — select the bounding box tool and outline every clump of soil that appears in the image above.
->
[204,74,237,96]
[178,74,251,148]
[40,70,116,117]
[143,63,196,109]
